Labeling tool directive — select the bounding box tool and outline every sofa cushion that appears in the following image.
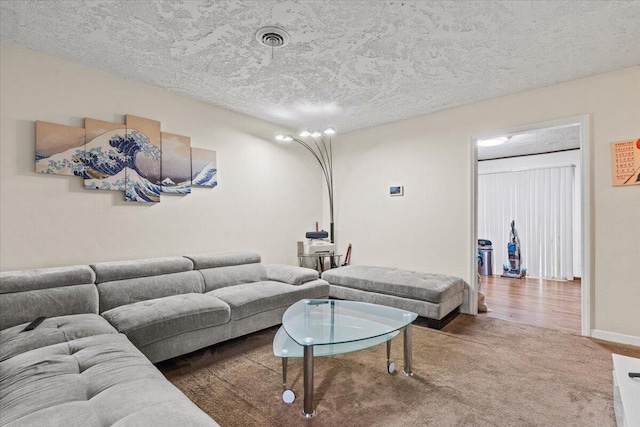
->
[101,294,230,348]
[0,334,217,426]
[185,251,261,270]
[199,264,268,292]
[265,264,319,285]
[0,284,99,331]
[91,257,194,284]
[207,280,329,320]
[97,270,205,313]
[0,266,98,330]
[321,265,465,303]
[0,265,95,294]
[0,314,117,362]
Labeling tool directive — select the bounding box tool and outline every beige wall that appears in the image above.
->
[334,66,640,339]
[0,42,322,270]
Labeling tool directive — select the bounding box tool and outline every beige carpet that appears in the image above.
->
[157,315,640,427]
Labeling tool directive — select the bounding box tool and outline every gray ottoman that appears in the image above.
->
[321,265,465,329]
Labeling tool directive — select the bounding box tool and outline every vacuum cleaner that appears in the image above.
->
[501,220,526,279]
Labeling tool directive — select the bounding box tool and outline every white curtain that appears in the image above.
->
[478,165,574,280]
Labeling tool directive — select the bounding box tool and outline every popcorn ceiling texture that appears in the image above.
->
[1,1,639,133]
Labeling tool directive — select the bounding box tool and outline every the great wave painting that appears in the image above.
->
[35,121,85,175]
[161,132,192,194]
[124,115,162,203]
[191,147,218,187]
[35,115,217,203]
[83,119,127,192]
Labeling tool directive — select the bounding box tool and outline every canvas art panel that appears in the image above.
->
[191,147,217,187]
[35,113,217,203]
[35,121,86,176]
[83,118,127,191]
[161,132,192,194]
[124,115,162,203]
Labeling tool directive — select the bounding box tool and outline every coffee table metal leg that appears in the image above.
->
[282,356,288,388]
[402,324,413,376]
[281,356,296,403]
[386,339,395,374]
[302,345,315,418]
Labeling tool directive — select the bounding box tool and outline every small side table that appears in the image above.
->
[613,353,640,426]
[297,253,342,273]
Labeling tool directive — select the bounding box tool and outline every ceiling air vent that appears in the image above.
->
[255,26,290,49]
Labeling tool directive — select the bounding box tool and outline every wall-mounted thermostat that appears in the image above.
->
[390,186,404,196]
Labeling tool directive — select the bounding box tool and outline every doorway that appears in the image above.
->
[468,116,591,336]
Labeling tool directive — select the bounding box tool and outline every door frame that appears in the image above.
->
[468,114,591,336]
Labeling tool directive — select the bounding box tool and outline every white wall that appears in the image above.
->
[478,149,582,277]
[0,42,322,270]
[333,66,640,339]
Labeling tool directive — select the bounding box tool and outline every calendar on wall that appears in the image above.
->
[610,138,640,186]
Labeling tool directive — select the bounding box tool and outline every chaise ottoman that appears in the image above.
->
[321,265,465,329]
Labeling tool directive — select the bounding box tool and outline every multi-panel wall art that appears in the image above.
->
[35,115,218,203]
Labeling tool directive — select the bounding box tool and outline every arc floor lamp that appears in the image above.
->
[275,128,336,243]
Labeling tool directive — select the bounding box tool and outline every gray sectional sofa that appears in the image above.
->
[0,251,465,426]
[93,252,327,363]
[0,252,329,427]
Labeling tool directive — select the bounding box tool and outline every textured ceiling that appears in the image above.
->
[1,1,639,133]
[477,125,580,161]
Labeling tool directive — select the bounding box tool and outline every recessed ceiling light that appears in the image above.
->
[477,137,508,147]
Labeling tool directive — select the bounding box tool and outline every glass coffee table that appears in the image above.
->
[273,299,418,418]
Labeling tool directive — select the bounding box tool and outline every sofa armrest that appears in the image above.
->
[265,264,319,285]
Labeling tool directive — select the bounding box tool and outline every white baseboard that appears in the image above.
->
[591,329,640,347]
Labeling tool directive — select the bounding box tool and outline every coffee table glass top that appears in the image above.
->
[281,299,417,347]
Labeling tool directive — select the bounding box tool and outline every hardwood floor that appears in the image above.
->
[478,274,581,334]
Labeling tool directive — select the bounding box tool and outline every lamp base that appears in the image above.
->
[330,222,334,244]
[329,222,336,268]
